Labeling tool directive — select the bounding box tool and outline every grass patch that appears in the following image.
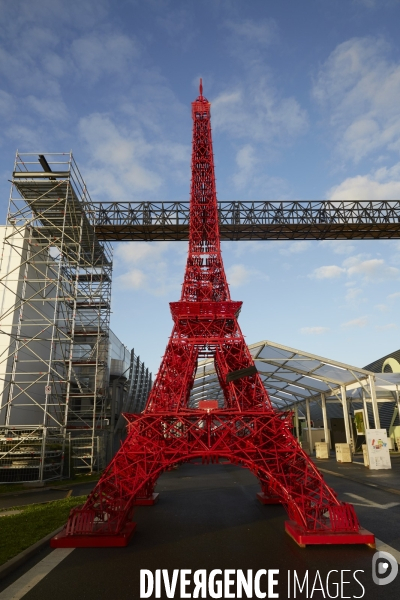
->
[0,496,86,566]
[0,484,27,495]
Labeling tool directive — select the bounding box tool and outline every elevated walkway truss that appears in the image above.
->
[92,200,400,241]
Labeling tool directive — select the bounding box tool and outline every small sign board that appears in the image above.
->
[354,409,366,435]
[198,400,218,410]
[45,385,51,395]
[365,429,391,470]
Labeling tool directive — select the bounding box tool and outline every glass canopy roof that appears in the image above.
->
[188,339,400,410]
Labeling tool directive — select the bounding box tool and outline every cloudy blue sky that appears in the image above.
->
[2,0,400,374]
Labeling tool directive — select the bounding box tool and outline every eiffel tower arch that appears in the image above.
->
[52,81,374,549]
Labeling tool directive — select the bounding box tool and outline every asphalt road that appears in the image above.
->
[322,471,400,553]
[1,463,399,600]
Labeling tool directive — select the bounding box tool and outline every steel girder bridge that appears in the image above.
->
[92,200,400,241]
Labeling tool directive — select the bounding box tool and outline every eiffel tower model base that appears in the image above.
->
[51,522,136,548]
[285,521,375,548]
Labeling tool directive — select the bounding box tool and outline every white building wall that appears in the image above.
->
[0,226,26,420]
[0,226,57,426]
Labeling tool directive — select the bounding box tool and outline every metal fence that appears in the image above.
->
[0,426,110,483]
[0,426,64,483]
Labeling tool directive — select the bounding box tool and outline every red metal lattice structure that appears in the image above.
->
[52,81,374,549]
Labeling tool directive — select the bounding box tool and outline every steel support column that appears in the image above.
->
[294,404,300,442]
[341,386,352,448]
[369,375,381,429]
[362,390,370,431]
[305,399,313,454]
[321,393,330,450]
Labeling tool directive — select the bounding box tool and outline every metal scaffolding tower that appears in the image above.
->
[0,152,113,482]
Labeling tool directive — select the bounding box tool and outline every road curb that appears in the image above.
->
[0,525,64,582]
[318,467,400,497]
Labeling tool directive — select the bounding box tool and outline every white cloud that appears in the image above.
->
[71,33,140,84]
[328,163,400,200]
[388,291,400,300]
[375,304,389,312]
[5,124,43,148]
[213,90,241,110]
[0,7,189,200]
[78,80,189,199]
[300,327,330,335]
[311,265,345,279]
[0,0,109,31]
[226,263,268,287]
[319,240,356,255]
[213,83,307,145]
[27,95,67,121]
[345,287,363,303]
[223,240,276,258]
[352,0,398,9]
[232,145,289,193]
[117,268,147,290]
[233,144,257,188]
[224,18,279,47]
[353,0,376,6]
[310,255,399,282]
[0,90,14,116]
[227,264,250,287]
[41,51,68,78]
[341,316,369,328]
[212,18,307,161]
[79,114,148,167]
[343,255,399,280]
[114,242,171,265]
[79,113,163,198]
[313,37,400,161]
[114,241,186,296]
[375,323,397,330]
[280,241,311,256]
[156,7,196,49]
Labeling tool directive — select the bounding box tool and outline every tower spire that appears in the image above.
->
[181,79,229,302]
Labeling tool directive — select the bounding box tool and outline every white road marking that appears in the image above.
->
[376,539,400,565]
[0,536,398,599]
[345,492,400,509]
[0,548,74,600]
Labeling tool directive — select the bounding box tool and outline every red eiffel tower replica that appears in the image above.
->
[52,81,374,549]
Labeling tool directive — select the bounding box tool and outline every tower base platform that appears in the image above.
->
[285,521,375,548]
[50,522,136,548]
[257,492,282,505]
